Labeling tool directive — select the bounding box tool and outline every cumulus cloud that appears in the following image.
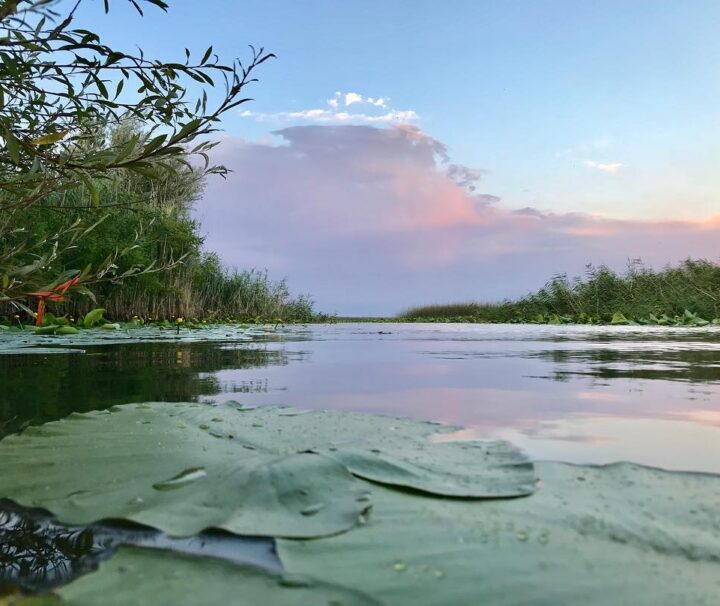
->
[240,91,411,125]
[197,125,720,315]
[583,160,624,173]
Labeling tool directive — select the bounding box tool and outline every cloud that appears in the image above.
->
[240,91,410,125]
[583,160,624,173]
[240,108,418,125]
[344,92,363,106]
[197,125,720,315]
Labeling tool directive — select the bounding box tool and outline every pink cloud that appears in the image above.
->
[196,125,720,314]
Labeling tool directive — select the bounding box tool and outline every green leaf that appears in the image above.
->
[171,118,202,143]
[4,129,21,163]
[30,130,71,145]
[0,403,369,539]
[279,462,720,605]
[610,311,630,325]
[205,406,535,498]
[141,133,167,155]
[56,326,79,335]
[53,546,378,605]
[83,308,105,328]
[317,440,534,498]
[79,173,100,207]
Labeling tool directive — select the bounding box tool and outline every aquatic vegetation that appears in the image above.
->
[0,404,371,539]
[0,403,718,604]
[400,259,720,325]
[44,546,379,605]
[279,462,720,605]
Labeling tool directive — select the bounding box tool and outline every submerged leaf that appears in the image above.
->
[279,462,720,605]
[52,546,379,605]
[207,405,535,498]
[317,440,534,497]
[0,404,369,539]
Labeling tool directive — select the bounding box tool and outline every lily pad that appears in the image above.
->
[48,546,379,605]
[0,325,257,353]
[208,405,536,498]
[0,403,535,544]
[316,440,534,497]
[279,462,720,605]
[0,404,369,538]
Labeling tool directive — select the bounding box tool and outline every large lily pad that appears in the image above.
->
[0,404,368,538]
[0,326,261,354]
[47,546,379,605]
[204,405,536,497]
[0,403,536,542]
[318,441,534,497]
[279,462,720,605]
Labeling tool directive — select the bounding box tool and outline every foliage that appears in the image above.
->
[399,259,720,325]
[1,121,316,322]
[0,0,271,211]
[0,0,272,309]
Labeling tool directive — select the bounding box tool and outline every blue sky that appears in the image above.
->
[79,1,720,313]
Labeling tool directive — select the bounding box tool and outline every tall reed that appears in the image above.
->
[400,259,720,322]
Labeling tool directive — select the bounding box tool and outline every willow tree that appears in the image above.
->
[0,0,272,316]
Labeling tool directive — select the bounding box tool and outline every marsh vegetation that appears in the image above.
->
[400,259,720,325]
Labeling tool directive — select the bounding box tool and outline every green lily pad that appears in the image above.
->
[0,404,369,538]
[317,440,534,497]
[210,405,536,498]
[46,546,379,605]
[279,462,720,605]
[0,325,257,353]
[0,402,535,544]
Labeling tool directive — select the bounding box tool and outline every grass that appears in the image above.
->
[2,259,324,325]
[399,259,720,325]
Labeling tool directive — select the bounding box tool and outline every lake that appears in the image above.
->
[2,322,719,473]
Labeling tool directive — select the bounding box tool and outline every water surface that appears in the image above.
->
[3,321,720,590]
[2,322,719,473]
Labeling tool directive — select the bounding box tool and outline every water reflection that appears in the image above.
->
[0,505,101,591]
[1,324,720,469]
[0,342,301,438]
[0,502,279,593]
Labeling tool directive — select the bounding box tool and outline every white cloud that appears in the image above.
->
[583,160,624,173]
[240,91,416,125]
[241,108,418,125]
[344,92,363,106]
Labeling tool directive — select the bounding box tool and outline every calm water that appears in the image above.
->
[1,322,719,473]
[3,321,720,590]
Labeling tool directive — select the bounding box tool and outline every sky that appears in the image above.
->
[81,1,720,314]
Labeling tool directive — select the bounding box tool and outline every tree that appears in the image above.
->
[0,0,272,315]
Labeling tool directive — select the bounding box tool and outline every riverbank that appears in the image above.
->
[398,259,720,326]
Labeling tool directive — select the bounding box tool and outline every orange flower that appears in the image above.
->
[26,276,81,326]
